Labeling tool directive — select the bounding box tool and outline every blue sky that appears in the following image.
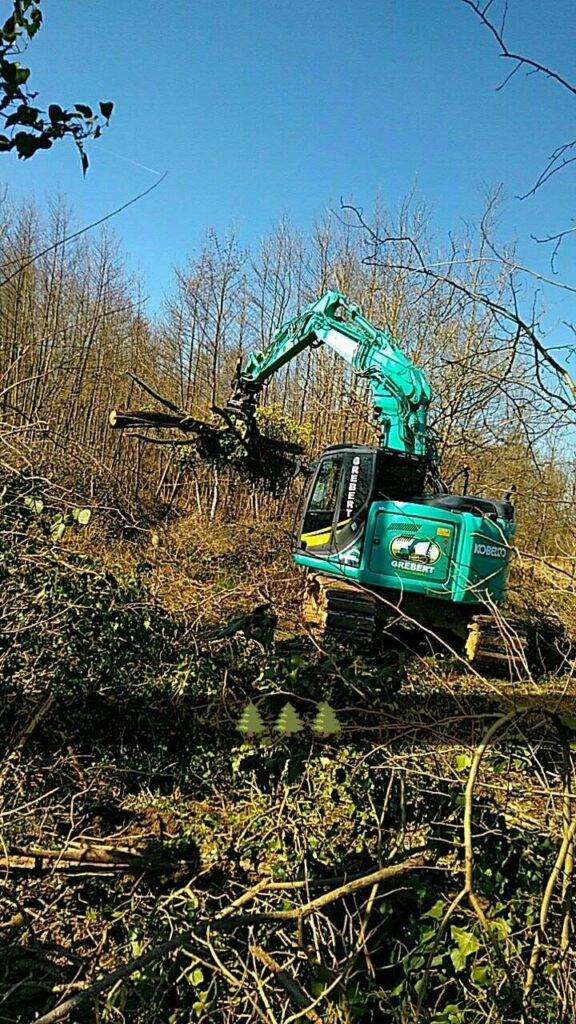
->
[2,0,575,329]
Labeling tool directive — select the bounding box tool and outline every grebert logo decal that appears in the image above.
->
[390,536,441,574]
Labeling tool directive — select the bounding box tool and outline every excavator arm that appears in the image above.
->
[109,291,437,491]
[227,290,432,459]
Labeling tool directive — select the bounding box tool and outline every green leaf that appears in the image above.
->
[487,916,510,941]
[189,967,203,986]
[74,103,93,119]
[431,1006,465,1024]
[450,926,480,971]
[24,496,43,514]
[1,14,18,42]
[423,898,445,920]
[48,103,64,126]
[455,753,472,772]
[7,104,40,127]
[192,989,210,1013]
[12,63,30,85]
[14,131,42,159]
[1,61,30,86]
[72,508,91,526]
[99,100,114,121]
[50,520,67,543]
[472,965,491,986]
[27,8,43,37]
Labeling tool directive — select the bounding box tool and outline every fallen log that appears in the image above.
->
[3,844,197,874]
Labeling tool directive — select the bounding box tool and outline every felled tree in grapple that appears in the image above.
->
[0,1,113,171]
[237,702,266,738]
[312,702,341,738]
[274,703,304,736]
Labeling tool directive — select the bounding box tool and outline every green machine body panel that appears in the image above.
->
[294,445,515,609]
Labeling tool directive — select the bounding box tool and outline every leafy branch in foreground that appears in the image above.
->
[0,0,113,171]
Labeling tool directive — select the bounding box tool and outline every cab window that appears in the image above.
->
[302,456,343,535]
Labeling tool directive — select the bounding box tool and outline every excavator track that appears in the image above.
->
[303,577,530,675]
[302,573,377,642]
[465,614,528,675]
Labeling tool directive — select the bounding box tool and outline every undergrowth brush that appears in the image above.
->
[1,472,576,1024]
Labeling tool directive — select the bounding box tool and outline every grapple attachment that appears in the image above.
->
[109,371,305,494]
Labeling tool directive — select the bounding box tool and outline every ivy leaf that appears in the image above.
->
[423,899,445,920]
[48,103,63,126]
[99,100,113,121]
[74,103,93,119]
[72,508,91,526]
[450,926,480,971]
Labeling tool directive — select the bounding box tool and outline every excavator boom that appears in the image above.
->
[228,291,432,459]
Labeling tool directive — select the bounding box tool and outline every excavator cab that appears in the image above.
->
[297,444,430,563]
[298,446,376,560]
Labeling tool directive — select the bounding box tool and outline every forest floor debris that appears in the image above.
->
[1,475,576,1023]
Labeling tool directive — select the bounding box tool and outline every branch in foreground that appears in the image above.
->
[461,1,576,98]
[30,855,428,1024]
[341,202,576,407]
[0,172,167,290]
[461,1,576,197]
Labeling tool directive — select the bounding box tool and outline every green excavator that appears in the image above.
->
[111,291,523,668]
